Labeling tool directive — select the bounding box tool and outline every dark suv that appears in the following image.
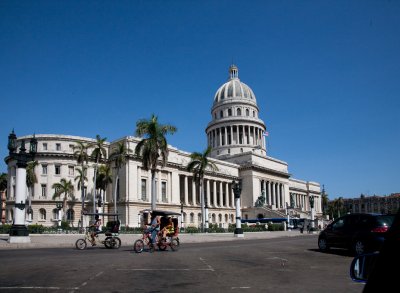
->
[318,213,395,255]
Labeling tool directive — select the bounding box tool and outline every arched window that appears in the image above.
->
[237,108,241,116]
[190,213,194,223]
[212,214,216,223]
[197,213,201,224]
[220,110,223,118]
[218,214,222,222]
[253,111,256,117]
[39,208,46,220]
[225,214,228,223]
[246,109,249,116]
[228,109,232,116]
[67,209,74,221]
[52,209,59,220]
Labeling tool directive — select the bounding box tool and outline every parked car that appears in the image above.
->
[349,208,400,292]
[318,213,395,255]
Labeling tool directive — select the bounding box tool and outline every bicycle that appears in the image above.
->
[133,229,179,253]
[75,227,121,250]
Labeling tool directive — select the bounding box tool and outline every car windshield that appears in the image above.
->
[376,215,395,226]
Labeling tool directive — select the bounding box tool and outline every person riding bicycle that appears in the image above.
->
[90,215,102,245]
[149,214,160,247]
[161,217,175,240]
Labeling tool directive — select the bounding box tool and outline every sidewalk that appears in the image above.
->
[0,230,313,250]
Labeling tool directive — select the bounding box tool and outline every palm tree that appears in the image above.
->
[52,178,74,221]
[187,146,218,231]
[73,141,89,227]
[96,164,112,210]
[89,135,107,213]
[26,160,38,220]
[0,173,7,192]
[134,114,177,211]
[109,141,132,213]
[74,167,88,192]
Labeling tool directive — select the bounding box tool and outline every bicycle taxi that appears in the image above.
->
[133,209,181,253]
[75,212,121,250]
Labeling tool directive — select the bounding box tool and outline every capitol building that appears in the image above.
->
[4,65,322,228]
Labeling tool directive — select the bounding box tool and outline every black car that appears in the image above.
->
[318,213,395,255]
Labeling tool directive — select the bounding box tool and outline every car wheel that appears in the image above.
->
[318,237,329,251]
[353,240,366,255]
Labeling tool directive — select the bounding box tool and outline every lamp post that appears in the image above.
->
[232,180,243,238]
[180,201,184,232]
[309,195,315,229]
[6,130,37,243]
[204,199,209,233]
[56,201,63,227]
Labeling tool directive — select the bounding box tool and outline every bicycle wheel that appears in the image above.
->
[158,238,167,251]
[110,237,121,249]
[170,238,179,251]
[133,239,144,253]
[75,238,87,250]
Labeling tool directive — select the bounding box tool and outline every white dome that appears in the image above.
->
[214,65,256,104]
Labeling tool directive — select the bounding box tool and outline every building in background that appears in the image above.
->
[4,65,322,228]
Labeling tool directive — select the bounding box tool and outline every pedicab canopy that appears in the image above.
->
[140,209,181,217]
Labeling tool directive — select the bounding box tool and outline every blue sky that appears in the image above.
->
[1,0,399,200]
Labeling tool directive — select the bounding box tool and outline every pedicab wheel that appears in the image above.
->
[75,238,87,250]
[104,237,121,249]
[133,239,144,253]
[110,237,121,249]
[170,238,179,251]
[158,238,168,251]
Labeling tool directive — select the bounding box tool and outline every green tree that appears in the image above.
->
[73,141,89,227]
[96,163,113,208]
[135,114,177,211]
[109,141,132,213]
[52,178,74,221]
[187,146,218,231]
[26,160,38,218]
[0,173,7,192]
[89,135,107,213]
[321,185,329,216]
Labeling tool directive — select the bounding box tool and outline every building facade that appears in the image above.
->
[343,193,400,215]
[4,65,322,228]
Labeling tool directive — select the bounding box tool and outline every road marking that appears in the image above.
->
[117,268,213,271]
[117,257,215,272]
[0,287,79,290]
[231,287,251,289]
[199,257,215,271]
[80,271,104,288]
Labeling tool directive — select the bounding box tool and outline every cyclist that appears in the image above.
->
[149,214,161,247]
[90,215,102,245]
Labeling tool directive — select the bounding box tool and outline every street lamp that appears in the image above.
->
[180,201,184,232]
[56,201,63,227]
[6,130,37,243]
[232,180,243,238]
[204,199,209,233]
[309,195,315,229]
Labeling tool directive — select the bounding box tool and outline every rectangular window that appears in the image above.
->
[141,179,147,201]
[55,165,61,175]
[69,144,74,152]
[42,164,48,175]
[161,181,167,202]
[41,184,47,198]
[56,143,61,151]
[43,143,48,151]
[68,166,74,176]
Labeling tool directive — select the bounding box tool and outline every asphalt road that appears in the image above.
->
[0,235,364,293]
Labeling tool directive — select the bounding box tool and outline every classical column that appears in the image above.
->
[192,178,197,206]
[225,182,229,207]
[212,180,217,207]
[184,176,189,205]
[219,181,223,207]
